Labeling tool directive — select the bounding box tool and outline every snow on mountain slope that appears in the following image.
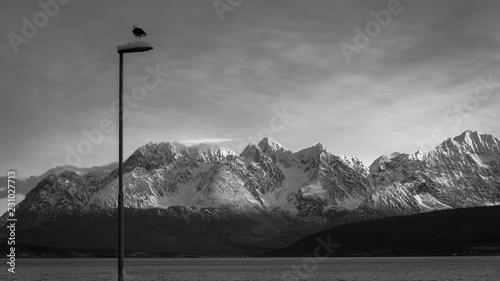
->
[11,137,374,228]
[359,130,500,219]
[244,138,372,217]
[3,130,500,254]
[258,163,307,214]
[10,170,106,228]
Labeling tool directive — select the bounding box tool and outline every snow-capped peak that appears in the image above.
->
[299,143,327,155]
[450,130,500,153]
[314,142,327,151]
[188,146,237,162]
[140,141,236,158]
[409,150,425,161]
[294,143,329,164]
[453,130,480,145]
[138,141,178,154]
[257,138,289,153]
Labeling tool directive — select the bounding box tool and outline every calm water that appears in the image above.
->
[6,256,500,281]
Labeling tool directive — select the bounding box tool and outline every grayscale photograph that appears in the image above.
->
[1,0,499,280]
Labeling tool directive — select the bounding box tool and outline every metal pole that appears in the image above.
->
[118,52,124,281]
[116,40,151,281]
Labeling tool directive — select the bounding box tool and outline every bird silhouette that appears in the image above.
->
[132,25,147,41]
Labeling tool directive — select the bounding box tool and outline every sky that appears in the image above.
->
[1,0,500,179]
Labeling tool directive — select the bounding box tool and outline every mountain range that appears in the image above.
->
[1,130,499,256]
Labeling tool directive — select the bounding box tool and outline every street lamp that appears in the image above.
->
[116,40,153,281]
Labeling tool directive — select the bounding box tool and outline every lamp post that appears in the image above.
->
[116,40,153,281]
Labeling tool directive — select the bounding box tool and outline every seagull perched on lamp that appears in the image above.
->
[132,25,147,41]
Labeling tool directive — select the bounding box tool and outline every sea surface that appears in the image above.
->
[6,256,500,281]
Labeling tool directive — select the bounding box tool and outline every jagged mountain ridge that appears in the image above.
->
[83,138,371,215]
[351,130,500,221]
[5,138,374,253]
[3,130,500,255]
